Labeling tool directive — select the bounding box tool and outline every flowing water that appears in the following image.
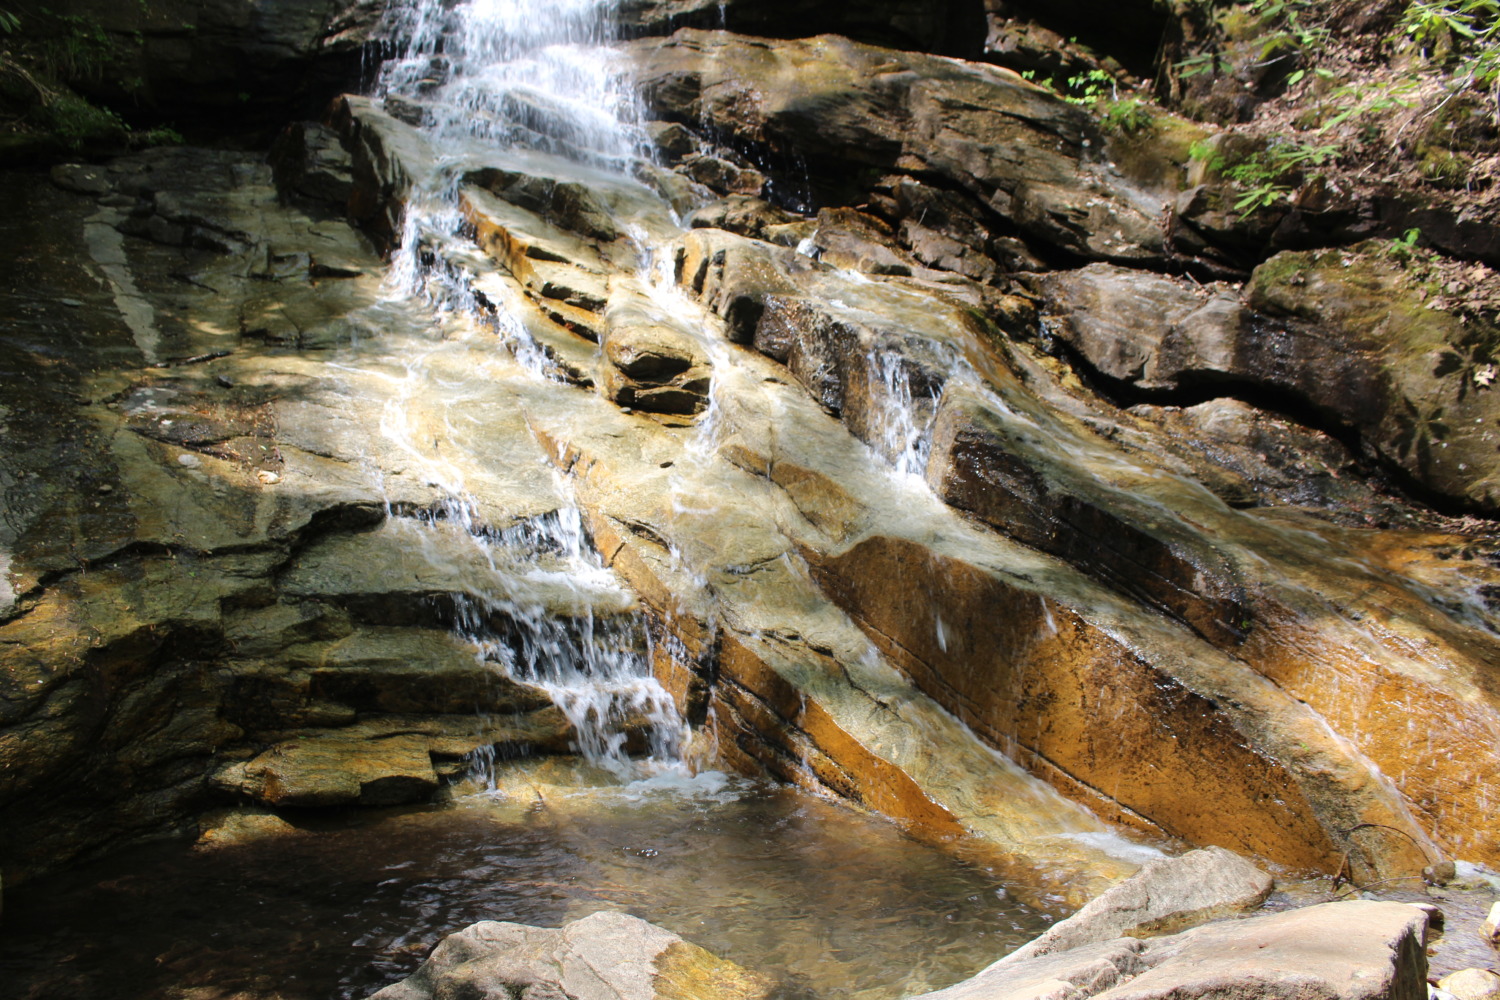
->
[361,0,689,775]
[0,5,1109,998]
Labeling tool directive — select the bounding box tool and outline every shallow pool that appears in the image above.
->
[0,765,1061,1000]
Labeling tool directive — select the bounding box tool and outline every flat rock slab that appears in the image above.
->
[921,900,1430,1000]
[231,732,439,808]
[1001,846,1274,963]
[370,910,774,1000]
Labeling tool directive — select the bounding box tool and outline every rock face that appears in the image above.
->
[918,901,1432,1000]
[1035,254,1500,514]
[34,0,381,124]
[370,911,774,1000]
[618,0,987,58]
[632,30,1167,266]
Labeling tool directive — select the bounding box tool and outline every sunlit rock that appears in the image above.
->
[370,911,774,1000]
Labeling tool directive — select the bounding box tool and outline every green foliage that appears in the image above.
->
[1022,66,1120,106]
[1385,227,1425,261]
[1190,136,1340,213]
[1245,0,1329,58]
[40,88,127,148]
[1318,78,1421,132]
[0,9,19,34]
[33,9,117,82]
[1401,0,1499,53]
[1100,98,1156,133]
[1023,67,1153,133]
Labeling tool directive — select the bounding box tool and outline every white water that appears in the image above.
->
[367,0,686,778]
[376,0,647,169]
[874,349,941,481]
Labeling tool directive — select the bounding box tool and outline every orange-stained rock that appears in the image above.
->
[802,532,1429,879]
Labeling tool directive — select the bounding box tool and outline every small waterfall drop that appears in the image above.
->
[365,0,687,778]
[873,350,942,481]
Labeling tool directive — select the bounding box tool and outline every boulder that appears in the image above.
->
[1482,901,1500,946]
[1248,247,1500,513]
[370,911,775,1000]
[999,846,1273,963]
[920,900,1431,1000]
[1440,969,1500,1000]
[220,732,440,808]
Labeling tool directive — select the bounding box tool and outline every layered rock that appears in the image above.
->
[1033,255,1500,514]
[630,30,1169,266]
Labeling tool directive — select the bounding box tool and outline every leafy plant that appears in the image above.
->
[1318,79,1421,132]
[1190,136,1340,214]
[0,9,19,34]
[1247,0,1330,58]
[1385,227,1425,261]
[1100,98,1155,133]
[1396,1,1500,119]
[1022,67,1120,106]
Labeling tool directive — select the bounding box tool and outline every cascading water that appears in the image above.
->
[364,0,686,778]
[375,0,646,169]
[874,350,941,480]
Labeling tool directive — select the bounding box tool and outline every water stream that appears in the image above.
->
[34,3,1106,997]
[365,0,689,776]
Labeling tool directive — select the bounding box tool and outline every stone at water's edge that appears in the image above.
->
[368,911,774,1000]
[917,900,1431,1000]
[371,902,1431,1000]
[997,847,1274,964]
[1440,969,1500,1000]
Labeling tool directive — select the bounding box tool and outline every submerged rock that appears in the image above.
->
[370,911,774,1000]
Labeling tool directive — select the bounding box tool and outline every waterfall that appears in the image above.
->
[375,0,646,169]
[367,0,687,777]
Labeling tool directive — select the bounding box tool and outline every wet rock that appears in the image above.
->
[1127,399,1376,515]
[1440,969,1500,1000]
[677,151,765,197]
[808,208,919,277]
[302,627,555,716]
[370,910,775,1000]
[920,900,1431,1000]
[999,847,1273,963]
[632,30,1166,265]
[467,167,625,244]
[601,320,711,415]
[646,120,700,161]
[685,196,797,240]
[218,732,440,807]
[926,386,1250,647]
